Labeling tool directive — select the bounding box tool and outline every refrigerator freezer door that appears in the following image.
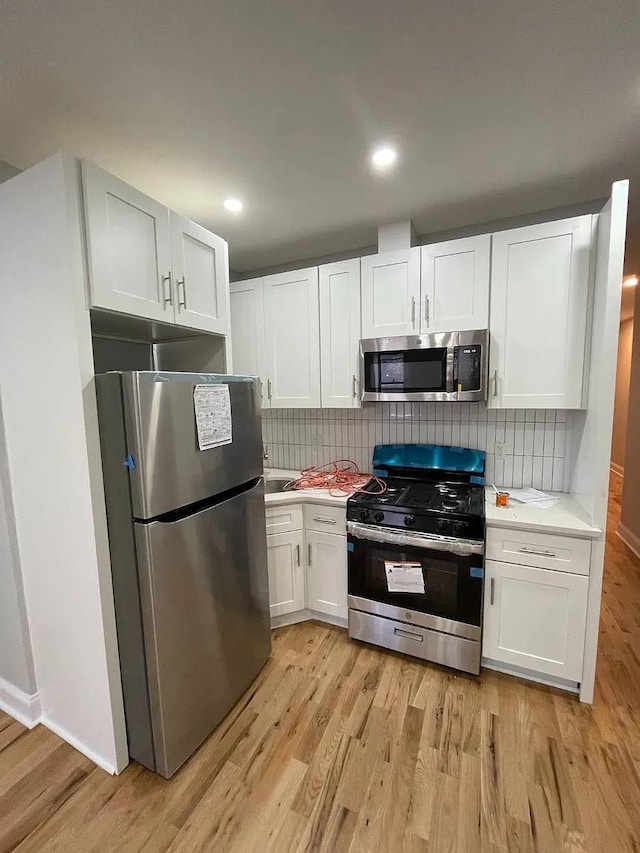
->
[135,477,271,778]
[123,372,263,520]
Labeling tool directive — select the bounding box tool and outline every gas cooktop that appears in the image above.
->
[347,443,486,541]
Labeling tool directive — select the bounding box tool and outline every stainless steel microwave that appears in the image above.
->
[360,330,488,403]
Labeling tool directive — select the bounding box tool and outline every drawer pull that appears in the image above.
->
[519,547,557,558]
[313,516,337,525]
[394,627,423,643]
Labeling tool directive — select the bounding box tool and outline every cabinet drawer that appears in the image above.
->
[486,527,591,575]
[304,504,347,534]
[265,504,303,535]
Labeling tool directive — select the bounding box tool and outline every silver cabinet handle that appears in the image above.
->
[411,296,416,328]
[267,379,272,401]
[162,272,173,306]
[424,295,430,326]
[490,577,495,605]
[492,369,498,398]
[296,544,300,567]
[313,517,336,525]
[394,627,423,642]
[352,374,357,398]
[308,543,312,566]
[177,276,187,310]
[519,547,557,558]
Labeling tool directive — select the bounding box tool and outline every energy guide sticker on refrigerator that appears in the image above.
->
[194,383,233,450]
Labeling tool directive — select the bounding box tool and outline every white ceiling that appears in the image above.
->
[1,0,639,274]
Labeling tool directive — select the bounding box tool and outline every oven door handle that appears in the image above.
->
[346,521,484,556]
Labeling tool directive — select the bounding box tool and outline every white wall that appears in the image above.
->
[0,154,127,771]
[0,159,38,719]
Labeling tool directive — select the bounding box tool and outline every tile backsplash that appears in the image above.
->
[262,403,571,491]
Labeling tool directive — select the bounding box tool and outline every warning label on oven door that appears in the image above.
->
[384,561,425,594]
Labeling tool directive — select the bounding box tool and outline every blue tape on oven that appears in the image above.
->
[347,542,354,552]
[470,475,485,485]
[470,566,484,578]
[372,468,388,477]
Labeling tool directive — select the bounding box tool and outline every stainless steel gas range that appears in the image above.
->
[347,444,486,675]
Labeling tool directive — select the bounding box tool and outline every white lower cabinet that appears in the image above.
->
[483,559,589,682]
[266,530,305,617]
[306,529,348,620]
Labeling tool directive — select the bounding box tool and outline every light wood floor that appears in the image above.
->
[2,478,640,852]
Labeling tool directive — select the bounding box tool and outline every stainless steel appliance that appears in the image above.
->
[347,444,486,674]
[360,329,487,403]
[96,371,271,778]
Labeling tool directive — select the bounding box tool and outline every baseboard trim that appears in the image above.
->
[481,658,580,695]
[617,523,640,559]
[610,462,624,478]
[0,676,40,728]
[271,609,348,630]
[40,717,118,775]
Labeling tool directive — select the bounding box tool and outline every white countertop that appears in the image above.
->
[264,470,601,538]
[484,488,601,539]
[264,469,350,508]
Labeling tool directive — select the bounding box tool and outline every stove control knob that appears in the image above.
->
[358,509,370,522]
[374,511,385,523]
[436,519,448,532]
[404,515,416,528]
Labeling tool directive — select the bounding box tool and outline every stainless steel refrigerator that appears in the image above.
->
[96,371,271,778]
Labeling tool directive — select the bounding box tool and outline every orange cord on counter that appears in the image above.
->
[285,459,387,497]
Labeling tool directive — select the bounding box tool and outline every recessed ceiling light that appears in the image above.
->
[223,198,243,213]
[623,274,638,287]
[370,145,398,171]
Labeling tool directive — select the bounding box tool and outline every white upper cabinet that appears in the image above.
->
[229,278,267,404]
[488,215,593,409]
[319,258,361,408]
[420,235,490,332]
[170,212,229,335]
[263,268,321,408]
[83,161,230,335]
[361,248,421,338]
[83,161,172,322]
[483,559,588,682]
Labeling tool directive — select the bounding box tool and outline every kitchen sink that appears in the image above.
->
[264,478,292,494]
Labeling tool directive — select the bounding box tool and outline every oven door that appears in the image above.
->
[347,522,484,640]
[360,334,454,402]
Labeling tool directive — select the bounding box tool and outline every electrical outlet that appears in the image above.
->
[494,442,505,460]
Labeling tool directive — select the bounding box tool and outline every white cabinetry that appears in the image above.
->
[420,235,490,332]
[483,556,589,682]
[361,248,421,338]
[306,529,348,620]
[266,530,305,617]
[229,278,267,406]
[83,161,230,335]
[319,258,361,407]
[263,268,321,408]
[83,161,172,323]
[488,216,593,409]
[169,212,229,334]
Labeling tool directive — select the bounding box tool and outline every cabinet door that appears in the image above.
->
[263,268,321,408]
[266,531,305,617]
[488,216,593,409]
[82,161,172,322]
[170,212,229,335]
[319,258,361,408]
[229,278,268,407]
[306,531,348,620]
[361,248,421,338]
[420,235,490,332]
[483,559,588,681]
